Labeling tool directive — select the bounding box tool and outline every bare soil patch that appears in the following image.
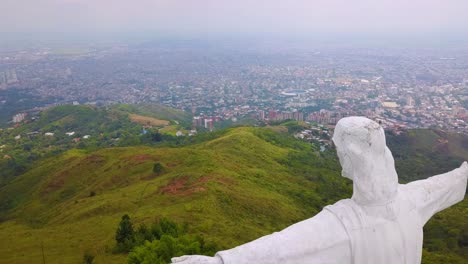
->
[129,114,170,126]
[160,176,211,196]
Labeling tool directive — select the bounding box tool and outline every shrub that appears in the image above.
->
[83,252,95,264]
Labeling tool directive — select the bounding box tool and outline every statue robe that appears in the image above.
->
[215,166,467,264]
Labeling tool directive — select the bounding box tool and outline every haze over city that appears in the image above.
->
[2,0,468,41]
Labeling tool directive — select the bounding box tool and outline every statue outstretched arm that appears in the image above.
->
[401,161,468,225]
[216,210,350,264]
[172,255,222,264]
[171,210,350,264]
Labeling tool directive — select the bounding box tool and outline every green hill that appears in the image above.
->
[0,127,465,263]
[0,127,348,263]
[386,129,468,263]
[0,104,191,186]
[386,129,468,182]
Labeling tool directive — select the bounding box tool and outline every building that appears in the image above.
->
[382,102,399,109]
[12,113,26,123]
[293,111,304,121]
[406,96,415,107]
[268,110,277,120]
[258,110,265,120]
[204,118,213,130]
[192,116,203,127]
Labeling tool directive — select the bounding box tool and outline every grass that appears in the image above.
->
[158,125,187,136]
[112,104,192,125]
[0,127,331,263]
[0,127,465,263]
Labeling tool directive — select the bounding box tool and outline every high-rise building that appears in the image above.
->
[293,111,304,121]
[406,96,415,107]
[192,116,203,128]
[0,72,6,88]
[204,118,213,131]
[258,110,265,120]
[268,110,277,120]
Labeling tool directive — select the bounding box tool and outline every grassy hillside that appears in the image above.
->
[386,129,468,182]
[0,127,466,263]
[0,104,191,186]
[111,104,192,127]
[0,127,349,263]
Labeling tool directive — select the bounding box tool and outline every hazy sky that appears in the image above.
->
[2,0,468,37]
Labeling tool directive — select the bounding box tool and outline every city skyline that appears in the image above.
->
[1,41,467,134]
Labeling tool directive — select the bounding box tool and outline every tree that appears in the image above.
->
[83,252,95,264]
[128,240,162,264]
[151,132,163,142]
[153,163,164,175]
[115,214,135,252]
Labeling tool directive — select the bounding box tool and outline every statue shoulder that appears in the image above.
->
[325,199,358,216]
[324,199,366,230]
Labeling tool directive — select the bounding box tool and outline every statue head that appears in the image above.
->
[332,117,398,205]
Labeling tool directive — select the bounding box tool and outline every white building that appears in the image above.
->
[12,113,26,123]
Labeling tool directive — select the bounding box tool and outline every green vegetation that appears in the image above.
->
[386,129,468,182]
[83,252,95,264]
[113,216,219,264]
[153,163,165,175]
[386,129,468,263]
[0,116,465,263]
[112,104,192,128]
[0,104,191,186]
[0,127,349,263]
[115,214,135,253]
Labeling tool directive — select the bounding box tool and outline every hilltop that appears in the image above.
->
[0,125,466,263]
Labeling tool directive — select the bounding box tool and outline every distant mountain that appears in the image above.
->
[0,127,465,263]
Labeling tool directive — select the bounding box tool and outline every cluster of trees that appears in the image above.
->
[114,215,219,264]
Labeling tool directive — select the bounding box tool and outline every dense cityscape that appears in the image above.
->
[1,41,467,134]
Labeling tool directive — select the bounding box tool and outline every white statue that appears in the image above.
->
[172,116,468,264]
